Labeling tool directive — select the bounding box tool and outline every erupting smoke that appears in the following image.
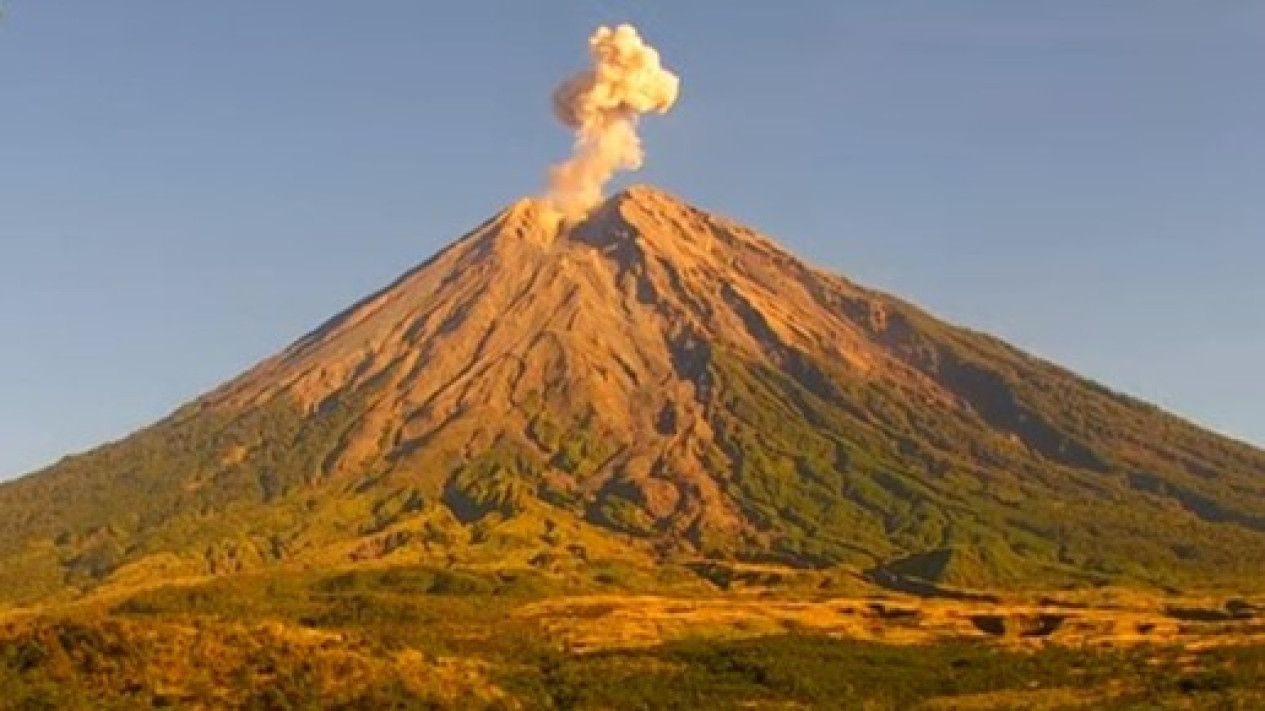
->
[546,24,680,219]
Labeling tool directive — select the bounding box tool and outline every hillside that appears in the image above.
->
[1,185,1263,605]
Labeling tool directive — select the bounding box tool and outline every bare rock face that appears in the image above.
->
[1,186,1263,603]
[197,186,886,543]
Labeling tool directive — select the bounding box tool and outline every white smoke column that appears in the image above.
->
[546,24,680,218]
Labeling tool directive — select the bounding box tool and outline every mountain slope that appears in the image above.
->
[2,186,1262,604]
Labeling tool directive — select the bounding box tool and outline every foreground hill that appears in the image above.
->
[1,186,1262,604]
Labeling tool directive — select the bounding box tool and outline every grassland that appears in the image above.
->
[2,187,1264,707]
[2,562,1261,710]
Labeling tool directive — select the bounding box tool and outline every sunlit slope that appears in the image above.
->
[1,186,1262,604]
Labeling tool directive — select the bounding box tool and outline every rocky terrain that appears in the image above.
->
[1,186,1263,608]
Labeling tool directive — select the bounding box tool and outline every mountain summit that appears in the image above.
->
[2,186,1263,603]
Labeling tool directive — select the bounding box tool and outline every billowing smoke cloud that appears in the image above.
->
[546,24,680,218]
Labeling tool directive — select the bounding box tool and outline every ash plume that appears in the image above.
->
[545,24,680,219]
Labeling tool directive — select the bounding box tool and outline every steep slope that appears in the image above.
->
[1,186,1262,604]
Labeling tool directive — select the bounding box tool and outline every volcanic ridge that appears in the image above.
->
[1,186,1262,605]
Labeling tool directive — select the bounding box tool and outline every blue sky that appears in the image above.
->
[2,1,1262,480]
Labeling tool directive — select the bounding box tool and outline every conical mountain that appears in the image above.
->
[2,186,1262,604]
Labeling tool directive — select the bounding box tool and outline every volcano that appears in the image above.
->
[2,186,1262,604]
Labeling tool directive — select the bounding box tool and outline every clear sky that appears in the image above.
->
[2,2,1262,481]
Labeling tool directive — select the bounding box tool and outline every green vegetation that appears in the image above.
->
[445,447,540,521]
[0,326,1261,606]
[4,169,1265,710]
[524,635,1265,710]
[1,189,1263,608]
[3,577,1262,711]
[704,333,1265,590]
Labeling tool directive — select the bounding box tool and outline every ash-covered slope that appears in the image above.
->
[2,186,1262,603]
